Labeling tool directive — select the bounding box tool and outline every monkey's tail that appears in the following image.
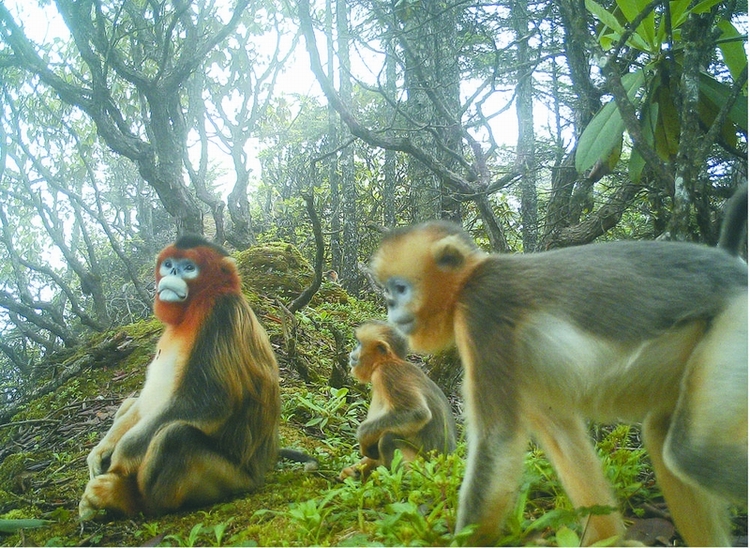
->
[718,183,748,256]
[279,448,319,472]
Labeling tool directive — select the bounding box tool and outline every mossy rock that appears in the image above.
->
[235,242,314,301]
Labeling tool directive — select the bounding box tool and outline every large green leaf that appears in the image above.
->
[616,0,656,51]
[716,20,748,83]
[698,72,748,132]
[576,70,646,174]
[588,0,651,51]
[586,0,625,48]
[628,101,657,182]
[653,82,680,159]
[0,519,52,533]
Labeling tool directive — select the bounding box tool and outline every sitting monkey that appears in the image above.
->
[340,320,457,480]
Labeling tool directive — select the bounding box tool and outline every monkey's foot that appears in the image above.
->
[337,465,362,481]
[79,473,138,519]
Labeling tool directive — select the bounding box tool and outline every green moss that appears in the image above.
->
[235,243,314,301]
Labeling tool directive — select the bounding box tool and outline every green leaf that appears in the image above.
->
[628,148,646,182]
[616,0,656,50]
[698,72,748,132]
[716,20,748,83]
[555,526,582,547]
[669,0,695,29]
[576,70,646,173]
[654,82,680,159]
[690,0,724,14]
[628,101,657,182]
[586,0,626,48]
[0,519,52,533]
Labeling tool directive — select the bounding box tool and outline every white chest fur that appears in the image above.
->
[137,335,188,418]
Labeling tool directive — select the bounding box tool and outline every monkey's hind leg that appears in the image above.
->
[137,421,257,514]
[644,414,731,547]
[532,414,624,546]
[79,469,142,519]
[656,292,748,546]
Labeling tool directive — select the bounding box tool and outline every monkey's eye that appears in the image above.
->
[163,259,172,269]
[184,263,195,272]
[386,278,410,296]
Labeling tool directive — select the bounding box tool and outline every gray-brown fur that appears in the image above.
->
[370,186,748,546]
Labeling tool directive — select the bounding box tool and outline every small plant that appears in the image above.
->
[597,424,652,511]
[283,386,366,438]
[155,519,236,547]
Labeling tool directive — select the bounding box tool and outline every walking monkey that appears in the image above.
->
[369,195,747,545]
[80,235,288,517]
[339,320,457,480]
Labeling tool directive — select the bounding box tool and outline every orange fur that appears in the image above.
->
[340,320,456,481]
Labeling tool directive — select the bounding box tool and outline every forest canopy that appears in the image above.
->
[0,0,746,402]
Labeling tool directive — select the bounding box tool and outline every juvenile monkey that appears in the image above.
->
[339,320,457,480]
[80,235,283,517]
[369,196,747,546]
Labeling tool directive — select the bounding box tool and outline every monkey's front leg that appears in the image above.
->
[86,397,139,478]
[455,422,528,544]
[532,413,624,545]
[357,407,429,455]
[80,414,151,519]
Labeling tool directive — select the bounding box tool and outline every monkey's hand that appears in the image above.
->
[357,407,431,453]
[87,397,140,479]
[86,442,114,479]
[338,458,379,482]
[338,464,362,481]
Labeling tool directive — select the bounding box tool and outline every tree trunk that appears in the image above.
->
[337,0,360,296]
[513,1,538,252]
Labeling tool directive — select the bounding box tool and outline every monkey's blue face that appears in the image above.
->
[348,342,369,383]
[157,257,200,303]
[383,277,416,336]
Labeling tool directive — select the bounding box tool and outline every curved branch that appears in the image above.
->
[288,193,324,313]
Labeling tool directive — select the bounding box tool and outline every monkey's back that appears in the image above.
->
[402,363,457,454]
[463,240,747,343]
[378,358,457,454]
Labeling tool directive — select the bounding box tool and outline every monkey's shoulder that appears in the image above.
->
[374,361,432,400]
[206,291,258,322]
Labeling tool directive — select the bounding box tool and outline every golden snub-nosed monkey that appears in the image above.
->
[339,320,457,480]
[80,235,286,517]
[369,189,747,546]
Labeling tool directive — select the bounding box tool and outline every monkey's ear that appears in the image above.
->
[376,342,390,355]
[432,235,470,270]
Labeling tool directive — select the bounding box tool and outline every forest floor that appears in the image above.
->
[0,243,746,546]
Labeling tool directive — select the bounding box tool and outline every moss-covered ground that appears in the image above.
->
[0,244,745,546]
